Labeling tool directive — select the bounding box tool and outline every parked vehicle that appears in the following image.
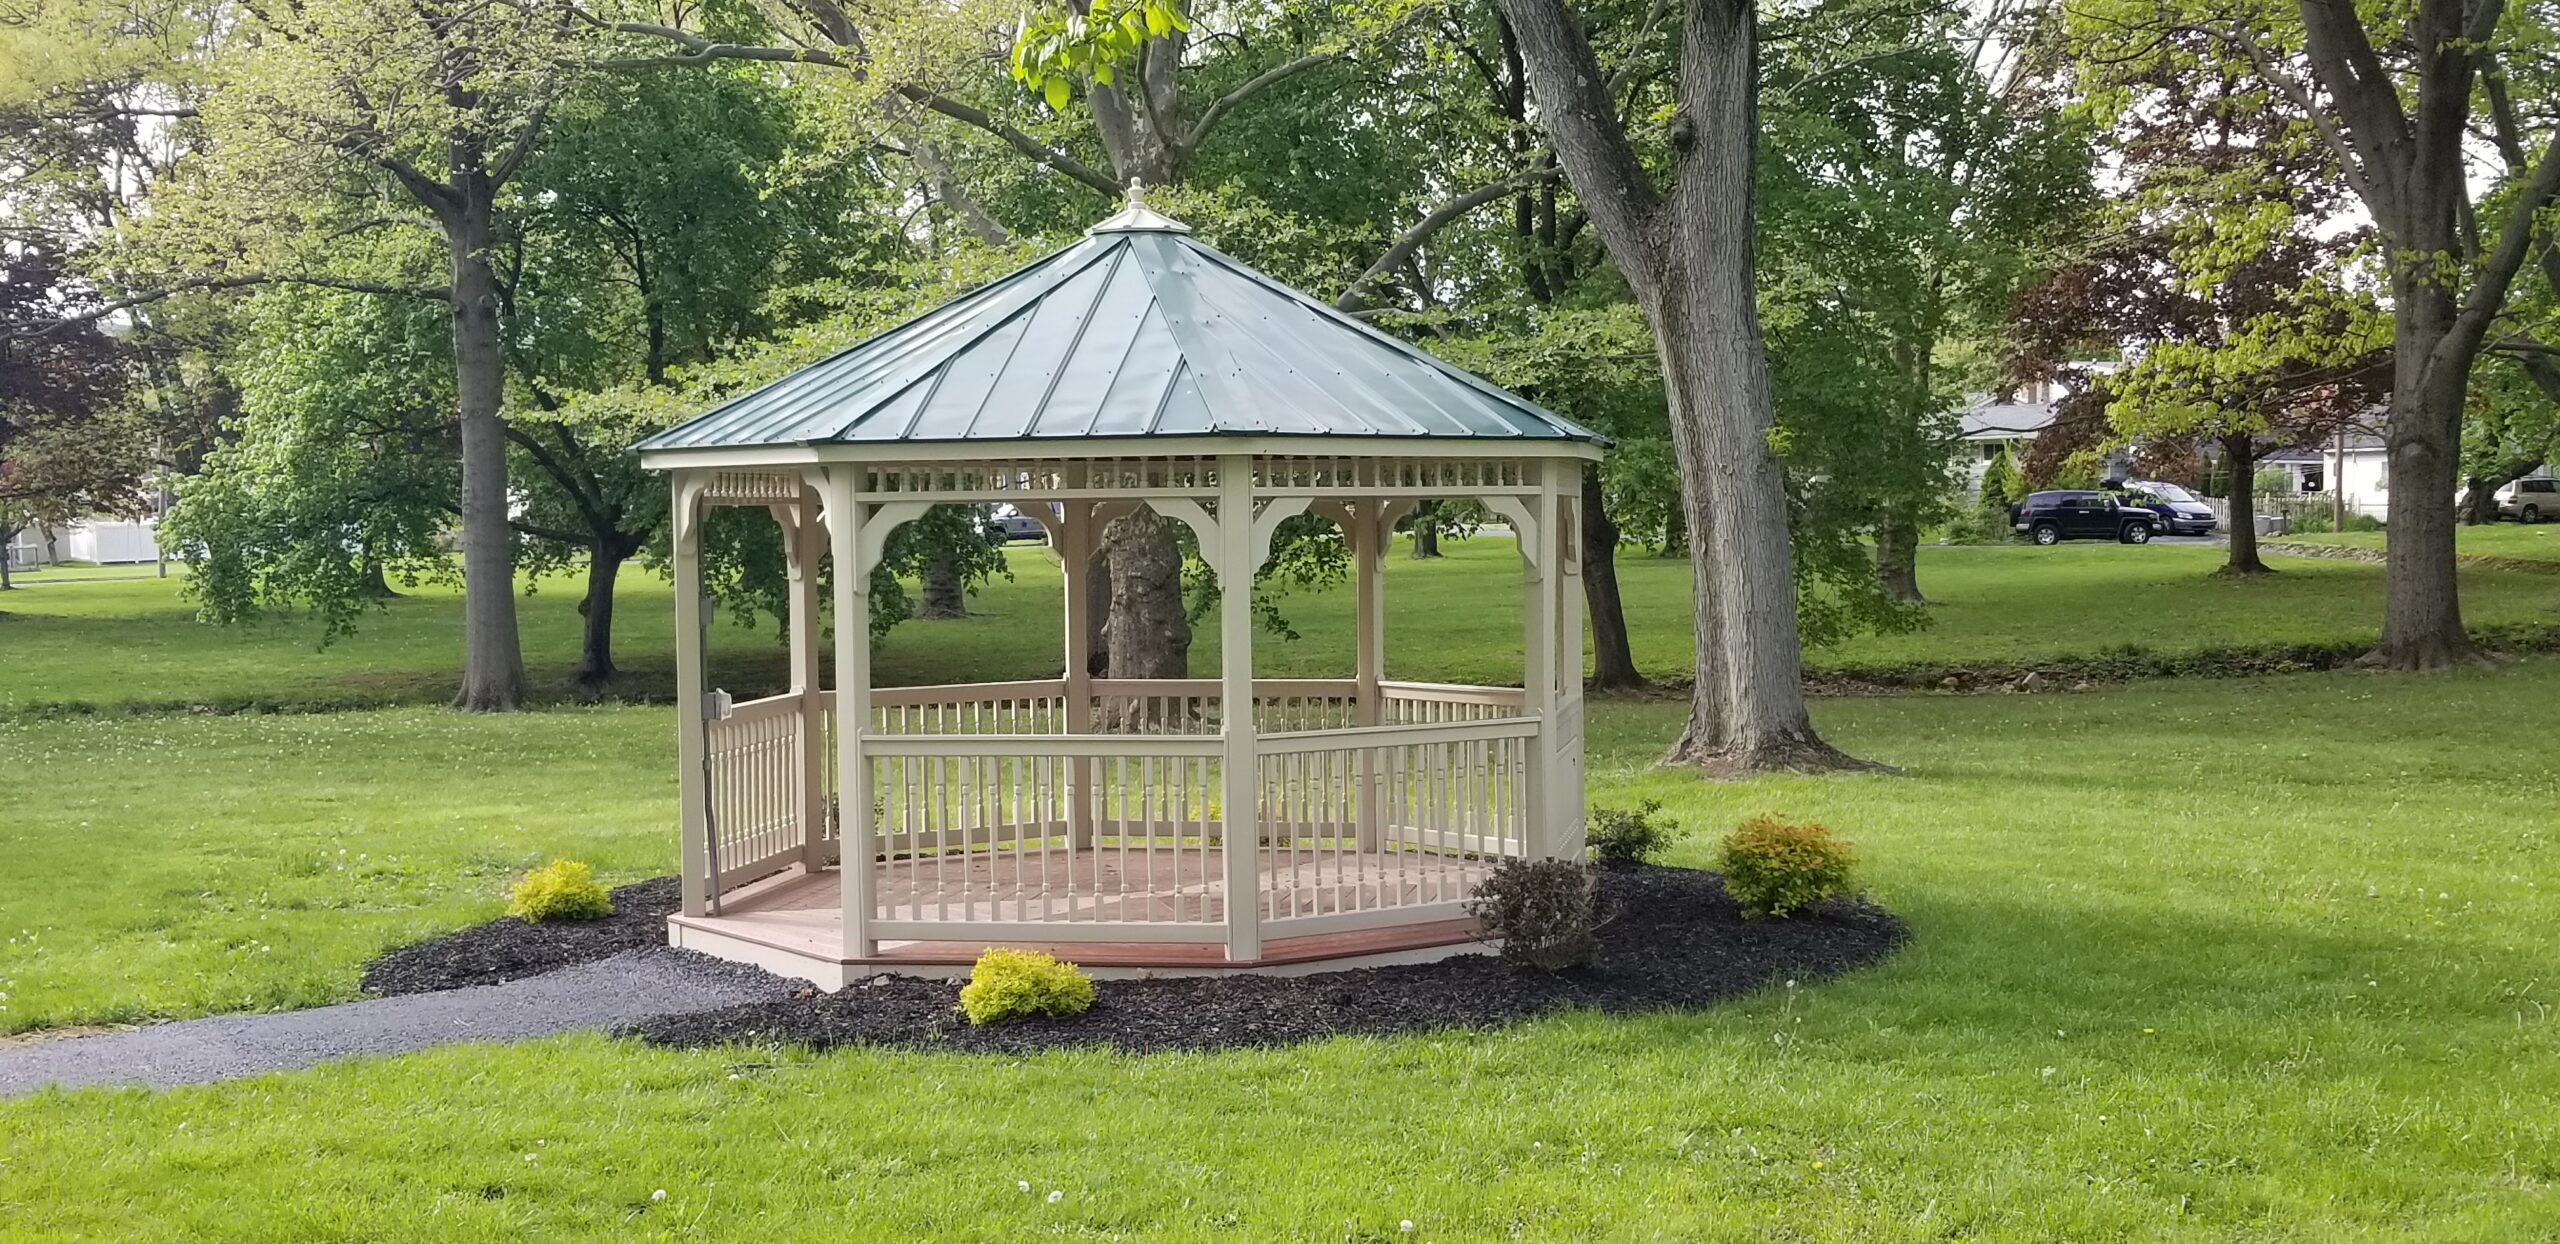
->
[2498,478,2560,523]
[984,505,1049,544]
[2010,489,2158,545]
[2113,480,2219,536]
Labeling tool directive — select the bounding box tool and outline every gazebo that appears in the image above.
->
[636,192,1603,985]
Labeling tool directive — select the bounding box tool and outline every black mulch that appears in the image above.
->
[623,865,1905,1056]
[362,877,686,996]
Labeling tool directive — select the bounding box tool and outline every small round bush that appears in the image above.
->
[1465,857,1601,972]
[507,859,614,923]
[1586,798,1674,867]
[958,948,1096,1025]
[1715,815,1857,918]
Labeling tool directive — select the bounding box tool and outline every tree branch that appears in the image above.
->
[897,87,1121,199]
[4,273,448,342]
[2223,22,2378,211]
[1336,167,1566,311]
[1494,0,1665,260]
[2444,129,2560,365]
[1185,51,1337,153]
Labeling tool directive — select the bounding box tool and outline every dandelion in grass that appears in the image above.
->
[1046,1190,1063,1204]
[652,1190,667,1202]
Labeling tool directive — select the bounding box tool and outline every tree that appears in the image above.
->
[2011,56,2386,575]
[147,0,581,707]
[2119,0,2560,665]
[159,285,457,633]
[496,65,877,686]
[1494,0,1867,772]
[1757,0,2091,606]
[0,251,143,589]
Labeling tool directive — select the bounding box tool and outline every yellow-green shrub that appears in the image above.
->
[507,859,614,923]
[1716,816,1857,918]
[957,948,1095,1025]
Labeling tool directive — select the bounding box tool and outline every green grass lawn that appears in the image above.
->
[2280,521,2560,563]
[3,665,2555,1238]
[8,539,2560,712]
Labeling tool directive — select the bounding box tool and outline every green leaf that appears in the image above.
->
[1043,75,1070,111]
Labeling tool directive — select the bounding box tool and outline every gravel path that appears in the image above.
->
[0,950,790,1097]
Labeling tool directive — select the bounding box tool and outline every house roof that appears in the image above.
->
[1959,400,2055,441]
[637,201,1604,457]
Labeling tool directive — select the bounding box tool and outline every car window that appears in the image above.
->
[2530,480,2556,494]
[2150,484,2196,502]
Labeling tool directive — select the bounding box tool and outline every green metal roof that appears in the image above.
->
[636,203,1606,456]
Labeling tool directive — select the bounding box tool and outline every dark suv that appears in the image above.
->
[2011,490,2158,545]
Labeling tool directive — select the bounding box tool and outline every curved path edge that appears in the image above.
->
[0,950,789,1098]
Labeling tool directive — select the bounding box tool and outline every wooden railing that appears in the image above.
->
[704,691,809,894]
[862,734,1230,939]
[1254,717,1535,932]
[1381,680,1526,724]
[871,679,1070,735]
[728,678,1540,935]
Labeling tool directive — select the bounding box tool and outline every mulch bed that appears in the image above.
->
[361,877,686,996]
[623,865,1905,1056]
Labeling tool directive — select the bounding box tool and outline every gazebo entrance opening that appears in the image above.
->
[639,201,1600,983]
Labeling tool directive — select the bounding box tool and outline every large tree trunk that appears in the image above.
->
[2218,435,2271,576]
[2458,477,2500,525]
[918,546,967,619]
[574,544,624,689]
[1656,0,1865,772]
[1874,510,1924,603]
[358,553,399,599]
[447,190,528,711]
[1581,470,1645,690]
[1500,0,1868,773]
[1101,507,1189,678]
[1409,503,1442,559]
[2374,270,2474,669]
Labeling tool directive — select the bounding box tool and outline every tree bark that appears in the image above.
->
[1874,510,1925,603]
[1101,506,1190,678]
[574,544,624,689]
[1500,0,1870,772]
[1408,503,1442,558]
[2372,265,2473,667]
[0,525,15,590]
[1581,470,1645,690]
[358,554,399,599]
[918,545,967,619]
[2218,435,2271,575]
[1084,546,1112,675]
[447,186,529,711]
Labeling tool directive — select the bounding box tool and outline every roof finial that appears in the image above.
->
[1087,177,1193,235]
[1125,177,1146,210]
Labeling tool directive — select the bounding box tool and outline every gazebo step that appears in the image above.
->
[665,868,1489,986]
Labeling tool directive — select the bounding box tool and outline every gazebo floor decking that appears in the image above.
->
[667,855,1490,985]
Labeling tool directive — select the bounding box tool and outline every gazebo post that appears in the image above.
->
[822,465,877,959]
[1059,469,1095,850]
[670,473,711,918]
[1517,470,1560,861]
[1552,467,1588,857]
[779,486,828,873]
[1217,455,1262,961]
[1351,500,1388,851]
